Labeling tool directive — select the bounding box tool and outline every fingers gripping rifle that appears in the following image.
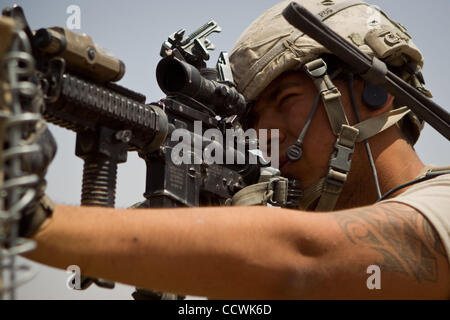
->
[0,6,262,299]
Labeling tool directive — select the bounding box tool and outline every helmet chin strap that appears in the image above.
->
[287,58,359,211]
[286,62,346,162]
[288,58,411,211]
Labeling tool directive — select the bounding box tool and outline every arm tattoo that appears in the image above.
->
[423,220,447,257]
[332,203,448,283]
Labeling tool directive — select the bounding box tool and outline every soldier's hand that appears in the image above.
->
[18,120,57,238]
[23,121,57,178]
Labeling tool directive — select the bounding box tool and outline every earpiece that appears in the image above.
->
[362,80,388,110]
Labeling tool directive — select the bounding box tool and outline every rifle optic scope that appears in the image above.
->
[156,57,246,117]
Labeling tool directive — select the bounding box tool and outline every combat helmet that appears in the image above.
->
[229,0,431,211]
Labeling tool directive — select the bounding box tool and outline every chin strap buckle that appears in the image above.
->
[316,125,359,211]
[328,125,360,185]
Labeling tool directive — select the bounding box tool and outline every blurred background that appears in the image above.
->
[0,0,448,299]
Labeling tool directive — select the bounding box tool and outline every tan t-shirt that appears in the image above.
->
[380,173,450,264]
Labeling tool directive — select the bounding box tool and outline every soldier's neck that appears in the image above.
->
[336,126,425,210]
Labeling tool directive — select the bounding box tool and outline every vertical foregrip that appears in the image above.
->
[81,157,118,207]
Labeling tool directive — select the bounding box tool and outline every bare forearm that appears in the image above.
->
[23,202,448,299]
[25,204,307,299]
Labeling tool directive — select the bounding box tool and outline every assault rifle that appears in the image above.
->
[0,6,284,299]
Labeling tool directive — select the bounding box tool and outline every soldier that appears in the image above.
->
[5,0,450,299]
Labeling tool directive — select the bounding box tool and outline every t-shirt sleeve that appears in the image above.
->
[379,174,450,264]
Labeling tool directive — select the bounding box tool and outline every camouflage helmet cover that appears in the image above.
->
[229,0,426,143]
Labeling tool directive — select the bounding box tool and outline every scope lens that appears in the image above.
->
[157,59,187,93]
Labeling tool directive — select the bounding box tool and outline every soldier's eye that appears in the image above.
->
[279,94,298,108]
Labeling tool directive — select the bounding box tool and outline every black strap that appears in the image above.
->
[377,170,450,202]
